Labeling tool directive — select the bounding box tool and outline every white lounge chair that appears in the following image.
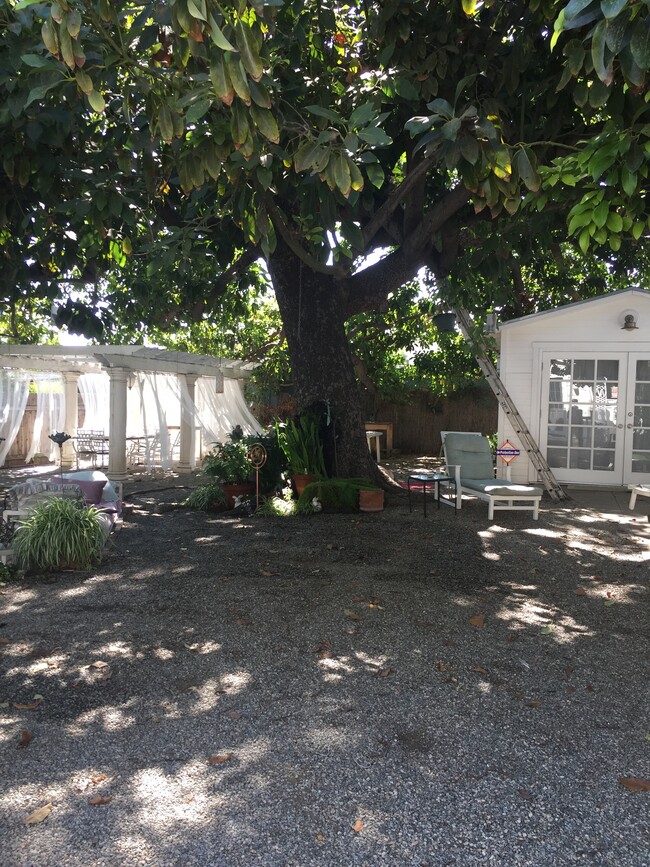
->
[628,484,650,510]
[441,432,542,520]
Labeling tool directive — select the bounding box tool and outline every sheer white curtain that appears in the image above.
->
[25,373,65,463]
[0,370,31,466]
[78,372,111,432]
[197,377,262,449]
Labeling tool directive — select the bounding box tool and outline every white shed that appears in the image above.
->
[496,288,650,488]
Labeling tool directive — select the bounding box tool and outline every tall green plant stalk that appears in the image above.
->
[276,413,327,477]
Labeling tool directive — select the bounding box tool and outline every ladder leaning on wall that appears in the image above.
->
[453,307,567,503]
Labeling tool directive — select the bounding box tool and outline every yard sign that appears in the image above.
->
[496,441,520,464]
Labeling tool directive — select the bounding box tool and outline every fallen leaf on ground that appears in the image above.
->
[0,637,10,645]
[368,597,384,609]
[312,640,333,654]
[235,619,252,626]
[315,833,325,842]
[526,700,542,708]
[375,667,393,678]
[586,683,595,692]
[25,803,52,824]
[618,776,650,793]
[207,752,233,765]
[17,729,31,749]
[604,598,616,607]
[472,666,489,674]
[539,625,554,634]
[575,587,587,596]
[517,788,533,800]
[442,638,458,647]
[89,661,109,669]
[88,795,112,805]
[14,699,42,710]
[344,609,361,621]
[469,614,485,629]
[91,774,107,784]
[226,710,242,720]
[352,595,365,603]
[435,661,448,671]
[353,819,364,833]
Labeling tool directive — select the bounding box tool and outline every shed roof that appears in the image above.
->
[498,287,650,331]
[0,345,256,378]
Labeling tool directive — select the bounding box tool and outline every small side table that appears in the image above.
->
[407,472,457,517]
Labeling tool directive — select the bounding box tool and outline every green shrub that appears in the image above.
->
[255,495,298,517]
[13,498,105,572]
[184,484,226,511]
[297,478,378,513]
[244,429,287,494]
[203,437,252,483]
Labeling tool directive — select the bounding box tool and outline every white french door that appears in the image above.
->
[541,352,650,486]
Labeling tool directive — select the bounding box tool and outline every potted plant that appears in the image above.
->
[13,498,105,572]
[202,434,253,508]
[276,412,327,495]
[31,452,51,467]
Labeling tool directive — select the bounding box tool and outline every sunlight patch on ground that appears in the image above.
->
[56,585,91,599]
[0,588,37,614]
[522,528,564,539]
[495,600,595,644]
[481,551,501,561]
[132,767,216,828]
[153,647,174,660]
[66,701,138,735]
[220,671,251,693]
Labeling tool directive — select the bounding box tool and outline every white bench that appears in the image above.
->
[628,485,650,510]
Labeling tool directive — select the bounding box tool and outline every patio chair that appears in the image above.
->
[73,430,98,469]
[441,431,542,520]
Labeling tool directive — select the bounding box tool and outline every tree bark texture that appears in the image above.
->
[267,240,376,479]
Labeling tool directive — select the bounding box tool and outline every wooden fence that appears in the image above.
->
[360,382,498,455]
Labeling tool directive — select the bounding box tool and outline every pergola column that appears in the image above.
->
[61,372,80,469]
[108,367,129,480]
[177,374,198,473]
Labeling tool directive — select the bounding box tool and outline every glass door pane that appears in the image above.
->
[543,354,623,483]
[627,356,650,481]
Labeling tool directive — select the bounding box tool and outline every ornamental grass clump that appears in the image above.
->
[13,497,105,572]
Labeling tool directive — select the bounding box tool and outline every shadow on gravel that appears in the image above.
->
[1,491,648,866]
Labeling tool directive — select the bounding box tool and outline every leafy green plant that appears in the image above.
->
[243,429,287,494]
[276,412,327,477]
[203,436,252,484]
[255,495,298,517]
[183,484,226,511]
[13,498,105,571]
[297,478,378,513]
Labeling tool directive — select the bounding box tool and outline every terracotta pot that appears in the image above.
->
[222,482,255,509]
[359,489,384,512]
[292,473,318,496]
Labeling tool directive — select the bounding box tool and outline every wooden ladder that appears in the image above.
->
[454,307,567,502]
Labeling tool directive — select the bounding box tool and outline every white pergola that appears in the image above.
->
[0,345,257,480]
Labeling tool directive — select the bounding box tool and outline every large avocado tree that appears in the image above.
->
[2,0,648,477]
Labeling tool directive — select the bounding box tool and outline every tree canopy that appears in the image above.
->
[1,0,648,475]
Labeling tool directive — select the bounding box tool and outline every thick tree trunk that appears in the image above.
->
[267,240,376,479]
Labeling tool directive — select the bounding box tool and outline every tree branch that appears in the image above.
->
[361,153,439,248]
[266,198,347,277]
[191,245,261,320]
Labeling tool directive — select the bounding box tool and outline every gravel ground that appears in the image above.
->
[0,478,649,867]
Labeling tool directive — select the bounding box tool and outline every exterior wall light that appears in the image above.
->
[621,314,638,331]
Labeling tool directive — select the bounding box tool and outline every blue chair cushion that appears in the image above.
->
[444,433,495,479]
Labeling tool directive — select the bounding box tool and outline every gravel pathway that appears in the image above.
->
[1,485,649,867]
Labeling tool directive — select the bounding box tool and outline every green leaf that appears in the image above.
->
[75,69,93,94]
[405,116,434,136]
[426,98,454,119]
[65,10,81,39]
[349,102,375,130]
[459,136,479,164]
[24,80,61,108]
[563,0,602,29]
[185,98,212,124]
[87,89,105,113]
[621,165,637,196]
[357,127,392,146]
[187,0,207,22]
[441,117,461,140]
[600,0,628,17]
[41,18,59,56]
[250,104,279,143]
[13,0,42,8]
[606,211,623,232]
[591,19,613,83]
[514,148,541,192]
[539,624,555,634]
[394,76,419,101]
[236,20,263,81]
[21,54,53,68]
[461,0,477,15]
[248,79,271,109]
[630,20,650,70]
[158,103,174,142]
[578,227,591,253]
[207,13,236,51]
[366,162,385,188]
[306,105,342,124]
